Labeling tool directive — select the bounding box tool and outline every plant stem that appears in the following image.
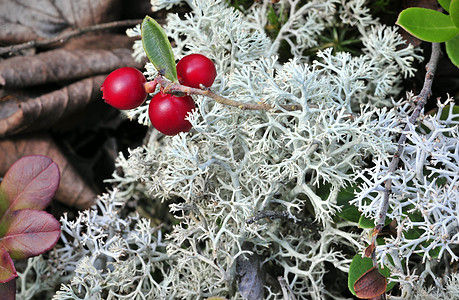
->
[372,43,441,255]
[0,19,142,56]
[149,76,303,112]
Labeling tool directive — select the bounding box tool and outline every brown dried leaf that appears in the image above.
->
[364,241,376,258]
[0,48,142,89]
[0,75,106,138]
[0,0,121,45]
[0,133,96,209]
[354,266,387,299]
[63,34,139,51]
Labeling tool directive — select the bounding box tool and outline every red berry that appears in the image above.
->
[176,54,217,89]
[148,93,196,136]
[101,67,147,110]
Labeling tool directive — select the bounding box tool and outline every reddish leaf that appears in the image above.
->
[0,277,16,300]
[0,155,60,213]
[0,209,61,260]
[0,135,97,209]
[0,246,16,283]
[354,266,387,299]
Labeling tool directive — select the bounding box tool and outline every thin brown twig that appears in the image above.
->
[370,43,442,259]
[0,19,143,56]
[150,76,305,112]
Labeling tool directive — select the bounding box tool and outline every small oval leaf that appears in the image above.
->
[450,0,459,28]
[141,16,177,82]
[0,209,61,260]
[446,34,459,68]
[0,155,60,214]
[0,247,16,283]
[348,255,374,295]
[396,7,459,42]
[354,266,387,299]
[438,0,452,12]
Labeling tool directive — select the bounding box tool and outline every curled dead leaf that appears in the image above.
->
[0,0,120,45]
[0,48,141,89]
[354,266,387,299]
[0,75,105,138]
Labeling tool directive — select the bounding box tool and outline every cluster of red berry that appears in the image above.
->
[101,54,217,135]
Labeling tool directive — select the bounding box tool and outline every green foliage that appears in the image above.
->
[446,34,459,67]
[438,0,452,12]
[396,1,459,68]
[307,26,362,57]
[348,255,394,296]
[141,16,178,82]
[396,8,459,42]
[450,0,459,28]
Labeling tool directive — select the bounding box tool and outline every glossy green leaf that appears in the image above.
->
[348,255,394,296]
[446,34,459,67]
[336,185,360,222]
[404,213,441,258]
[358,214,391,229]
[450,0,459,28]
[438,0,452,12]
[317,182,361,223]
[141,16,177,82]
[349,255,373,295]
[396,7,459,42]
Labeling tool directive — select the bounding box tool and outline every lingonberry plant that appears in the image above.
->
[0,155,61,300]
[16,0,459,299]
[101,67,148,110]
[176,54,217,88]
[148,93,195,135]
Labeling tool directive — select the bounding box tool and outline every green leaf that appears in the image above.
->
[396,7,459,42]
[349,255,373,295]
[348,254,395,296]
[141,16,177,82]
[336,184,360,222]
[438,0,452,12]
[358,214,391,229]
[450,0,459,28]
[446,34,459,67]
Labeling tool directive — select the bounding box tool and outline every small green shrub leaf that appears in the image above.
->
[358,214,391,229]
[396,7,459,42]
[446,34,459,67]
[141,16,177,82]
[348,255,374,295]
[438,0,452,12]
[348,255,395,296]
[450,0,459,28]
[336,184,360,222]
